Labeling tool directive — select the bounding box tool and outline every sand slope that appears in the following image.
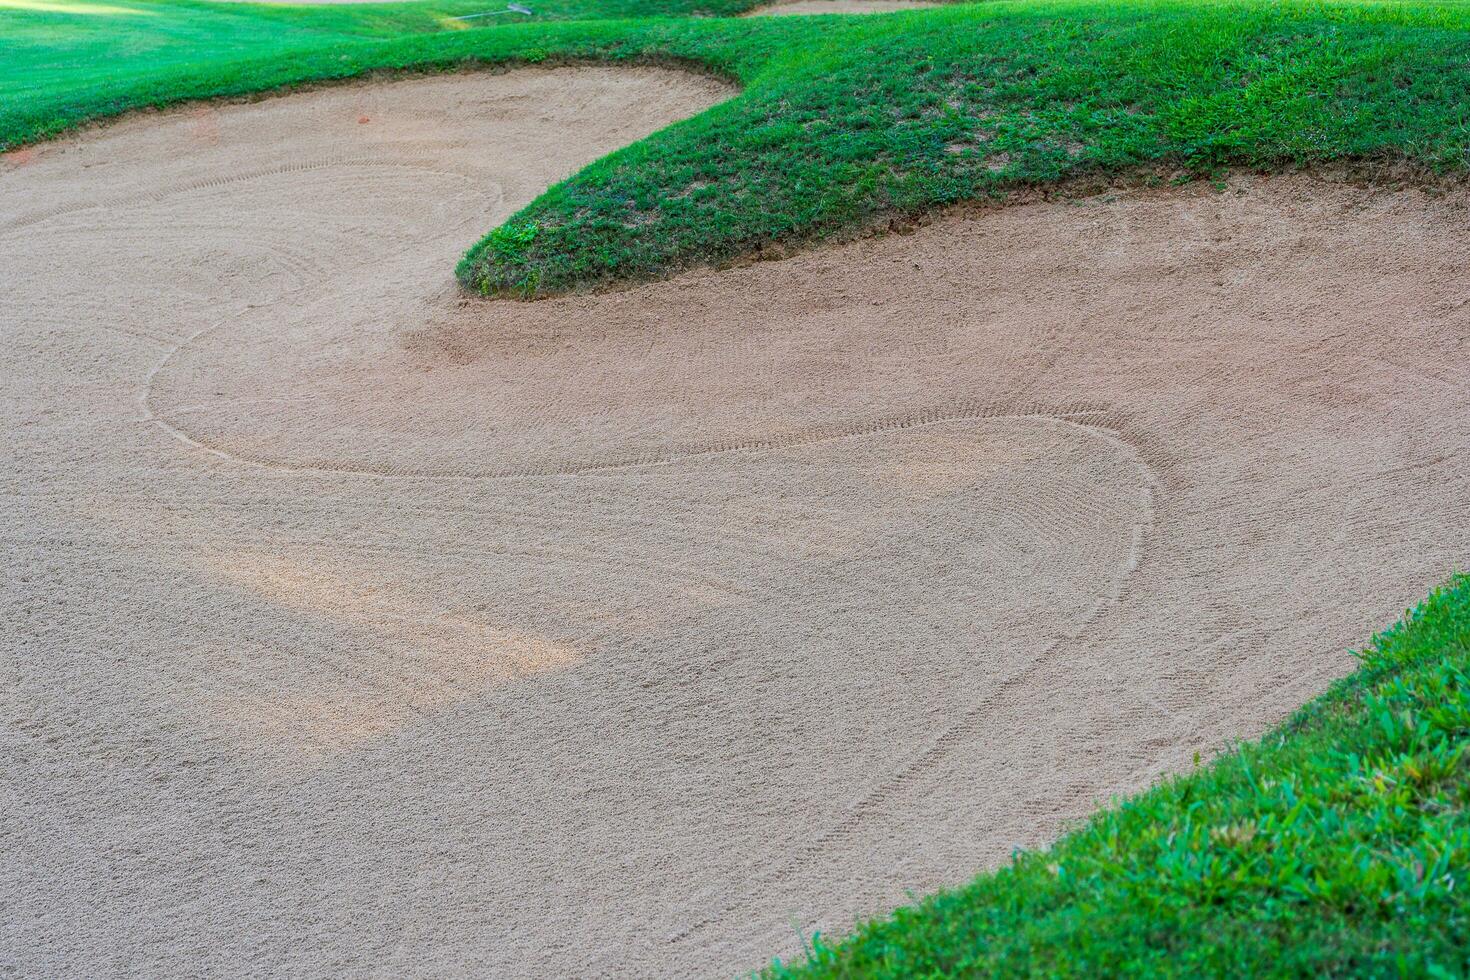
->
[3,67,1468,977]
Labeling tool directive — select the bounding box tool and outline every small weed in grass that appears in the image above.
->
[468,221,541,295]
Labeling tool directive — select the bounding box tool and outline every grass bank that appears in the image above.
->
[766,573,1470,977]
[5,0,1470,296]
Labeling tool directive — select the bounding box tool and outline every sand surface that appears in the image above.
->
[748,0,940,14]
[3,67,1468,977]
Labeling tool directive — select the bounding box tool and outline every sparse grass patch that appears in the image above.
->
[765,573,1470,978]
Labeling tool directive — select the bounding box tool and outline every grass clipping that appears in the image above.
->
[769,574,1470,978]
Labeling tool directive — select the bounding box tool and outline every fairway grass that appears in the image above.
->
[5,0,1470,295]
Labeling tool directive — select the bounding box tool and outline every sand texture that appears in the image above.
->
[3,67,1468,977]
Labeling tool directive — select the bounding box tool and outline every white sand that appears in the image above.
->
[3,67,1467,977]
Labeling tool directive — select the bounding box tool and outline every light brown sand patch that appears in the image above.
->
[3,67,1469,979]
[205,549,582,748]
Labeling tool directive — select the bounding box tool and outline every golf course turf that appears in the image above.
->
[7,0,1470,297]
[4,0,1469,975]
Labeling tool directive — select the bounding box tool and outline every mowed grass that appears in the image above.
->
[5,0,1470,296]
[460,0,1470,296]
[767,574,1470,978]
[0,0,763,145]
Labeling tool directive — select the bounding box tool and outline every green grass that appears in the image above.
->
[0,0,763,145]
[5,0,1470,296]
[765,573,1470,978]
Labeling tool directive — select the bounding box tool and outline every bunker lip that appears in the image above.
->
[461,159,1470,302]
[4,66,1469,979]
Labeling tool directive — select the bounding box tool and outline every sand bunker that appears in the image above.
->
[4,67,1468,977]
